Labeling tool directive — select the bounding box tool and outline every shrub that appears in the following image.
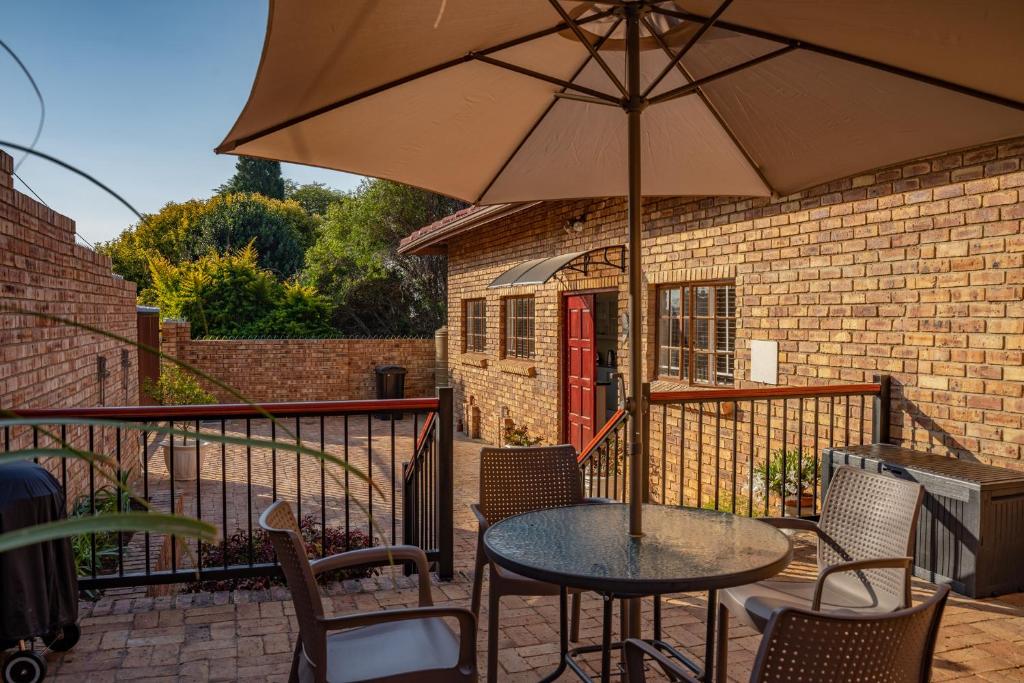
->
[149,244,334,339]
[503,421,543,447]
[183,514,376,592]
[143,366,216,405]
[753,448,817,498]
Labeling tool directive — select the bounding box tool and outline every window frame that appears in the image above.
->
[502,295,536,360]
[655,280,736,386]
[463,298,487,353]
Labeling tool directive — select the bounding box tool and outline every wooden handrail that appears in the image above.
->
[578,408,627,463]
[415,411,437,454]
[5,397,441,421]
[648,383,881,404]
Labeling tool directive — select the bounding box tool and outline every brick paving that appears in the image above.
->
[45,434,1024,681]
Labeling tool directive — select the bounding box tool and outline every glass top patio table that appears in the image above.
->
[483,503,792,683]
[483,503,792,597]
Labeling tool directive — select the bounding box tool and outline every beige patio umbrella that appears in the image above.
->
[218,0,1024,546]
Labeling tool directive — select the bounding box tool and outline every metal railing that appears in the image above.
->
[643,375,890,518]
[5,390,454,589]
[402,388,454,579]
[578,408,629,501]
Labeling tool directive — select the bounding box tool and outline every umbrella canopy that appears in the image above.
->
[219,0,1024,550]
[218,0,1024,202]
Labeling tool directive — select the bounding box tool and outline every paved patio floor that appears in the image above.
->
[46,434,1024,681]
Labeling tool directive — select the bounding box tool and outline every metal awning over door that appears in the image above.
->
[487,245,625,288]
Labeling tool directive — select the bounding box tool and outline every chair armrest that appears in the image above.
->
[812,556,913,610]
[759,517,822,535]
[310,545,433,606]
[320,607,478,673]
[583,497,619,505]
[623,639,699,683]
[470,503,489,532]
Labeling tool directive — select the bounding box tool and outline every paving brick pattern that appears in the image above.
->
[42,435,1024,681]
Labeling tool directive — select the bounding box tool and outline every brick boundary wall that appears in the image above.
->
[0,149,141,502]
[160,321,436,403]
[444,137,1024,490]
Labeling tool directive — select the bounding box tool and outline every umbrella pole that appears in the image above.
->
[625,4,644,540]
[625,2,645,640]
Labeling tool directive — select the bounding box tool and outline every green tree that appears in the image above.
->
[286,181,345,218]
[189,193,314,277]
[149,245,333,339]
[217,156,285,199]
[98,199,207,292]
[304,179,464,336]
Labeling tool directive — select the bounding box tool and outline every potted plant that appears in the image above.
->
[144,366,216,481]
[753,448,817,516]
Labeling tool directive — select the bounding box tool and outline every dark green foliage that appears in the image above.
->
[184,515,375,592]
[217,156,286,200]
[189,193,313,277]
[304,179,465,337]
[149,245,334,339]
[753,448,818,497]
[286,180,345,217]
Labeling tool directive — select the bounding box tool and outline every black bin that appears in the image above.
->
[374,365,407,420]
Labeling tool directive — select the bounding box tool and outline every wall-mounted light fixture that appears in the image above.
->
[564,213,587,235]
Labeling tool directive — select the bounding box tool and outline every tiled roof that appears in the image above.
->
[398,202,538,255]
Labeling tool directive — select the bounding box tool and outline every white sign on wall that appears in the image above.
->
[750,340,778,385]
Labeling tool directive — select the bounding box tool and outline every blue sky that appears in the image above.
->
[0,1,363,245]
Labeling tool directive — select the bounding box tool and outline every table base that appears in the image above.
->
[541,587,721,683]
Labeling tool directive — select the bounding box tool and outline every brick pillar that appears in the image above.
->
[160,319,191,370]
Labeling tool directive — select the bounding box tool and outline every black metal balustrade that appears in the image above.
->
[577,408,630,502]
[4,389,454,590]
[643,375,890,518]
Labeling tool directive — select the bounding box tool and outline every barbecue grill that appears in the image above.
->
[0,462,80,683]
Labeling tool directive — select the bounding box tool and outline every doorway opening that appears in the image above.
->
[563,290,619,454]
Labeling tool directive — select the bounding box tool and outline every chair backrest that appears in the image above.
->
[478,445,584,523]
[258,501,326,667]
[750,584,949,683]
[818,465,924,606]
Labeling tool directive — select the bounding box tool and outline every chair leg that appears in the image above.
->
[715,603,729,683]
[570,592,581,642]
[471,542,487,618]
[289,640,301,683]
[488,569,501,683]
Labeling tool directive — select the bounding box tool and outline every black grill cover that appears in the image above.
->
[0,462,78,641]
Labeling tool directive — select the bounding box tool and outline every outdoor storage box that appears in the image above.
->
[823,444,1024,598]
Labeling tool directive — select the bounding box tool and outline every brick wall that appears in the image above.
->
[160,321,436,403]
[444,137,1024,494]
[0,149,141,501]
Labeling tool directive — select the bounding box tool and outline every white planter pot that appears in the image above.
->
[161,436,202,481]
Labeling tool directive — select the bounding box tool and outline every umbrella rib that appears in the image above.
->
[639,14,775,195]
[650,5,1024,113]
[470,54,620,104]
[474,16,625,204]
[649,46,796,106]
[546,0,628,99]
[217,8,617,153]
[641,0,733,100]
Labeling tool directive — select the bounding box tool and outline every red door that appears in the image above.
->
[565,294,596,454]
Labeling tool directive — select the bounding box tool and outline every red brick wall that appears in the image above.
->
[0,150,141,501]
[445,138,1024,489]
[160,321,436,403]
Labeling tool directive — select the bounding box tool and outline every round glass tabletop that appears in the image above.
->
[484,503,792,595]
